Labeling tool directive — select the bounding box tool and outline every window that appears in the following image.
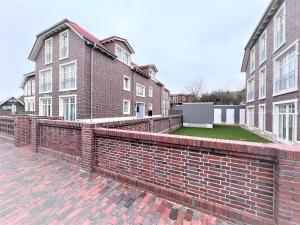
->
[274,47,297,94]
[274,3,285,51]
[32,80,35,95]
[123,100,130,115]
[259,67,266,99]
[25,97,35,111]
[275,103,296,143]
[59,96,76,121]
[148,103,153,111]
[136,83,145,97]
[27,80,32,96]
[115,45,131,66]
[45,38,53,64]
[149,69,156,80]
[39,98,52,116]
[149,87,153,97]
[60,61,76,91]
[247,76,255,102]
[39,68,52,93]
[123,75,131,91]
[259,105,266,131]
[247,106,254,127]
[250,47,255,73]
[30,98,35,111]
[60,30,69,60]
[259,31,267,64]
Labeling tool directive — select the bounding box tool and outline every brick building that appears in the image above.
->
[25,19,167,121]
[170,94,194,108]
[241,0,300,144]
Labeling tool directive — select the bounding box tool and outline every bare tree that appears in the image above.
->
[184,80,204,101]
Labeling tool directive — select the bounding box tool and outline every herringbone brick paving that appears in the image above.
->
[0,137,225,225]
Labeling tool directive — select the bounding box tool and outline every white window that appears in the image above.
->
[259,30,267,64]
[24,82,28,96]
[60,61,76,91]
[274,3,285,51]
[259,67,266,99]
[115,45,131,66]
[247,106,254,128]
[27,80,32,96]
[136,83,145,97]
[59,95,76,121]
[39,68,52,93]
[250,47,256,73]
[25,97,35,111]
[45,38,53,64]
[148,103,153,111]
[149,69,156,80]
[25,99,29,111]
[123,75,131,91]
[123,100,130,115]
[149,86,153,97]
[60,30,69,60]
[30,98,35,111]
[259,105,266,132]
[247,76,255,102]
[32,80,35,95]
[275,102,296,143]
[39,98,52,117]
[274,46,297,94]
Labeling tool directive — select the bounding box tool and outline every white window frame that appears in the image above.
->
[250,47,256,74]
[272,99,298,143]
[115,44,131,66]
[136,83,145,97]
[59,94,77,121]
[149,86,153,97]
[32,80,35,95]
[274,2,286,52]
[59,60,77,91]
[247,75,255,103]
[123,75,131,91]
[59,30,69,60]
[273,40,299,96]
[39,97,52,117]
[246,106,255,128]
[44,37,53,65]
[39,67,52,94]
[258,104,266,132]
[148,103,153,111]
[123,100,131,115]
[149,69,156,81]
[259,66,266,99]
[259,29,267,65]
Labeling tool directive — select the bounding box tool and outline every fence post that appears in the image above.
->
[31,117,40,152]
[149,119,154,132]
[15,115,31,147]
[81,124,95,172]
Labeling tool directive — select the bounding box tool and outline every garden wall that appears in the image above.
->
[0,116,15,139]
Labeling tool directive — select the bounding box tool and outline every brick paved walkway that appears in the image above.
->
[0,137,224,225]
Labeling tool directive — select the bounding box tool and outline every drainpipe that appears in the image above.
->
[90,43,97,123]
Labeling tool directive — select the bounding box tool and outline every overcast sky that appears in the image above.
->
[0,0,270,100]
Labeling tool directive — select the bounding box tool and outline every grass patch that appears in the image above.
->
[172,125,271,143]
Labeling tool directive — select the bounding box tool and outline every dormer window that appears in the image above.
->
[115,45,131,66]
[149,69,156,80]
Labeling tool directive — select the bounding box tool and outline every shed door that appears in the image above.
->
[214,109,222,124]
[239,109,245,124]
[226,109,235,124]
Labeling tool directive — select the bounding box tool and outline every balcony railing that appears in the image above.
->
[275,71,296,93]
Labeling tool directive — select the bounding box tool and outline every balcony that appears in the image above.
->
[275,71,296,93]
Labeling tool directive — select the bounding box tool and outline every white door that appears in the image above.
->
[239,109,245,124]
[214,109,222,124]
[226,109,235,124]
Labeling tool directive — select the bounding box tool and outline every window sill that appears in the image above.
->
[39,91,52,94]
[259,59,266,66]
[250,69,256,75]
[59,56,69,61]
[44,61,53,66]
[247,100,255,103]
[258,97,266,100]
[123,112,130,115]
[136,95,145,98]
[123,89,131,92]
[272,87,298,97]
[273,41,286,54]
[59,88,77,92]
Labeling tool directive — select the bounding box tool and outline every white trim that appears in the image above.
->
[258,103,266,132]
[59,29,69,60]
[149,86,153,97]
[136,83,145,97]
[123,99,131,115]
[273,39,299,96]
[59,94,77,120]
[39,67,52,94]
[39,96,52,117]
[250,46,256,74]
[246,105,255,128]
[246,75,255,103]
[123,75,131,91]
[258,66,267,100]
[273,2,286,53]
[59,60,77,92]
[259,29,267,65]
[44,37,53,65]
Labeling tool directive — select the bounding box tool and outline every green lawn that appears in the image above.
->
[172,125,271,143]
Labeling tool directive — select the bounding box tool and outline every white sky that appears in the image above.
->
[0,0,270,99]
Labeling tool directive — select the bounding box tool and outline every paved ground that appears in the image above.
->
[0,136,223,225]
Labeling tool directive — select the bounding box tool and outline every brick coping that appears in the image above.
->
[93,127,300,160]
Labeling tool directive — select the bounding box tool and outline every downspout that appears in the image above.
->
[90,43,97,123]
